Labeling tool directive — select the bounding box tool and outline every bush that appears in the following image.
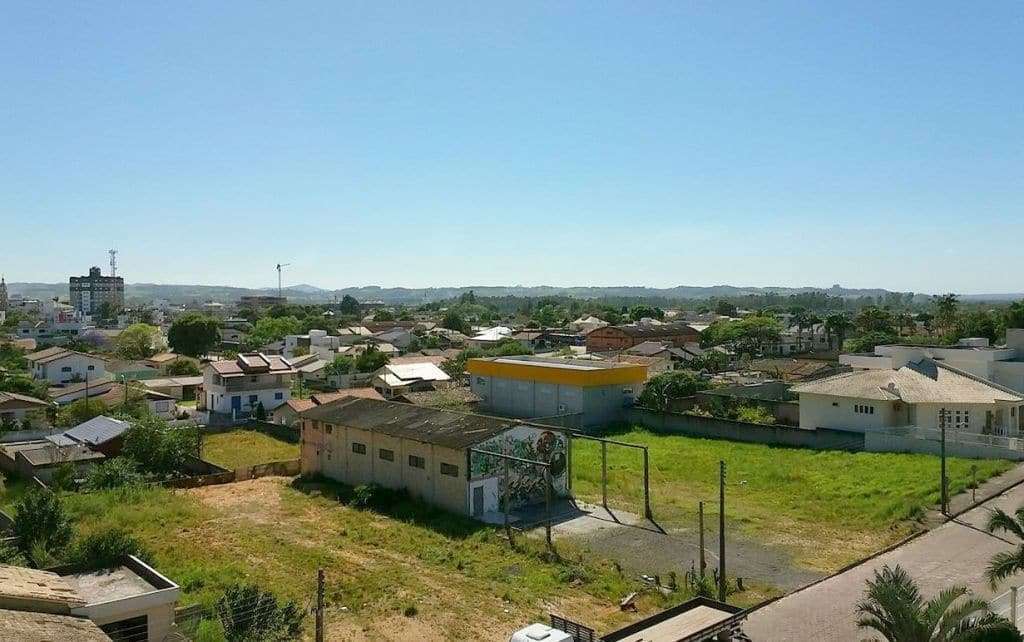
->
[12,489,73,563]
[215,584,303,642]
[84,457,145,490]
[351,484,377,509]
[254,402,267,422]
[49,462,78,492]
[68,528,151,570]
[638,371,709,411]
[735,405,775,425]
[122,415,199,477]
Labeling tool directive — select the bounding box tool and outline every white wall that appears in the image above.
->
[798,393,902,431]
[35,353,107,384]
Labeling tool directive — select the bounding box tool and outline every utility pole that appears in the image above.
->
[940,408,949,515]
[718,460,726,602]
[698,501,706,579]
[315,568,325,642]
[276,263,291,300]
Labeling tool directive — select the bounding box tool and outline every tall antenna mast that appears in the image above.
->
[275,262,291,299]
[109,249,118,277]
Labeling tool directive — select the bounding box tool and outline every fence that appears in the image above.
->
[863,426,1024,461]
[625,407,866,451]
[166,459,301,489]
[991,585,1024,631]
[200,420,300,444]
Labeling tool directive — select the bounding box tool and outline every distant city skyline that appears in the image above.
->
[2,2,1021,292]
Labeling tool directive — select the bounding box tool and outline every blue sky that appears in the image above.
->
[2,2,1021,293]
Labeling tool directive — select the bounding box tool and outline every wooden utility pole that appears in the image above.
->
[718,461,726,602]
[601,441,608,509]
[503,457,512,544]
[698,501,706,578]
[940,408,949,515]
[643,447,652,520]
[315,568,325,642]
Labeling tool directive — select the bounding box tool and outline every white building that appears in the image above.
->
[793,358,1024,435]
[466,326,513,350]
[202,353,296,415]
[284,329,342,360]
[25,347,107,385]
[840,330,1024,394]
[372,362,451,399]
[568,315,609,335]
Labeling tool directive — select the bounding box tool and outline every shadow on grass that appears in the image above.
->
[289,475,491,540]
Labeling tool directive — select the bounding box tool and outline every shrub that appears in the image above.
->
[254,402,267,422]
[84,457,145,490]
[122,415,199,477]
[12,489,73,563]
[215,584,303,642]
[68,528,151,570]
[351,484,377,509]
[49,462,78,492]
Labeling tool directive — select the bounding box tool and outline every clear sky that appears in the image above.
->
[2,2,1021,294]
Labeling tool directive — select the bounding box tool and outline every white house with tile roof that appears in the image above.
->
[793,358,1024,435]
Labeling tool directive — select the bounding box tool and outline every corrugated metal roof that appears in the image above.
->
[301,398,520,449]
[63,416,130,446]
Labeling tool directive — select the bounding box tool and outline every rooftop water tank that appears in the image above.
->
[509,623,574,642]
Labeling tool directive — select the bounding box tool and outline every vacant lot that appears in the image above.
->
[571,427,1013,572]
[63,477,723,640]
[202,429,299,470]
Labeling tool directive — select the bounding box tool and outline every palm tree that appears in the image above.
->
[857,565,1020,642]
[986,507,1024,588]
[825,313,853,351]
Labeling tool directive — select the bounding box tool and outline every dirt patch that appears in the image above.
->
[186,476,289,524]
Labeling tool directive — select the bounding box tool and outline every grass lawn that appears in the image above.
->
[63,477,711,640]
[571,426,1014,572]
[202,429,299,470]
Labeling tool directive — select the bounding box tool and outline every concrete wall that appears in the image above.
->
[471,374,636,427]
[863,430,1024,461]
[301,419,468,515]
[626,407,866,451]
[797,393,905,431]
[35,353,106,385]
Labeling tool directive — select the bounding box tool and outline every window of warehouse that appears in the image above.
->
[379,448,395,462]
[352,442,366,454]
[440,463,459,477]
[409,455,425,469]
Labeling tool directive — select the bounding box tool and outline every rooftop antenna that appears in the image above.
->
[109,249,118,278]
[276,262,291,299]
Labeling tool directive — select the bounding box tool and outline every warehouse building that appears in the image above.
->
[585,321,700,352]
[300,398,570,519]
[466,355,647,427]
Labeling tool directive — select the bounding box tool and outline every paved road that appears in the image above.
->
[744,477,1024,641]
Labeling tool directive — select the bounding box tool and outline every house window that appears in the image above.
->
[249,395,258,404]
[855,404,875,415]
[251,376,258,383]
[326,424,333,435]
[62,366,72,372]
[352,442,366,454]
[274,392,283,400]
[409,455,425,469]
[87,365,95,371]
[440,463,459,477]
[379,448,394,462]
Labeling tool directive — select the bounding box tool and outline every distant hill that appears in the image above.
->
[9,281,1019,306]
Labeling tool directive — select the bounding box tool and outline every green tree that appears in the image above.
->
[441,310,471,334]
[122,415,199,477]
[1006,301,1024,331]
[338,295,361,316]
[96,301,119,322]
[114,323,163,359]
[856,565,1019,642]
[953,311,999,344]
[168,313,220,357]
[355,346,389,373]
[56,397,107,427]
[215,584,303,642]
[637,371,709,411]
[845,331,899,354]
[714,300,738,317]
[825,313,853,351]
[933,294,960,333]
[13,489,74,564]
[856,307,895,335]
[629,305,665,322]
[373,309,395,322]
[246,316,301,351]
[164,359,201,376]
[324,355,354,377]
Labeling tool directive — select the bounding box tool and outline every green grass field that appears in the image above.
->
[61,477,707,640]
[571,426,1013,572]
[202,429,299,470]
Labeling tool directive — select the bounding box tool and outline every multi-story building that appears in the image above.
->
[69,266,124,316]
[0,275,8,312]
[202,352,296,415]
[840,330,1024,394]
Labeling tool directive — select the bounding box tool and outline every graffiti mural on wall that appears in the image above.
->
[471,425,568,510]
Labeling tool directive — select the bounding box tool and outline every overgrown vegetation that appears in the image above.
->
[572,426,1013,572]
[201,429,299,470]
